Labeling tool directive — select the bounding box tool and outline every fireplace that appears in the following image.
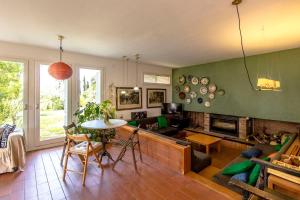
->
[209,114,239,137]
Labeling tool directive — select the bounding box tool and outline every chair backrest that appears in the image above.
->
[67,133,89,143]
[63,122,78,135]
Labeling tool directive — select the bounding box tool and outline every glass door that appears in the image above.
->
[36,63,69,145]
[0,60,28,131]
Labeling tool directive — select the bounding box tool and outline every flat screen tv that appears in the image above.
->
[161,103,183,114]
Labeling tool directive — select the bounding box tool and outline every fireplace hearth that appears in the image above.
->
[210,114,239,137]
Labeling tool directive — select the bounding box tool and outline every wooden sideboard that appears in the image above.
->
[116,125,191,174]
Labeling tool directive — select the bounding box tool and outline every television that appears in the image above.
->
[161,103,183,114]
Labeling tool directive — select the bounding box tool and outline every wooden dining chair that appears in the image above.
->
[113,127,142,171]
[61,123,79,166]
[63,133,103,186]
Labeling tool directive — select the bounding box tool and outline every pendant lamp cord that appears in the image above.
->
[235,4,255,91]
[59,36,64,62]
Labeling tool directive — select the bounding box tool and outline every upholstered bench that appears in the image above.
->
[191,150,212,173]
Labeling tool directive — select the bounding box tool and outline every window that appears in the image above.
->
[144,74,170,84]
[79,68,101,108]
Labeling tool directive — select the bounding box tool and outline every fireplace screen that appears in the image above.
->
[210,114,239,137]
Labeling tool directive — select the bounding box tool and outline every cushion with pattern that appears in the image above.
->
[0,124,16,148]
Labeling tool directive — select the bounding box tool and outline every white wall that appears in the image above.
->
[0,41,172,150]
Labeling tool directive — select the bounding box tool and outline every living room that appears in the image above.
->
[0,0,300,200]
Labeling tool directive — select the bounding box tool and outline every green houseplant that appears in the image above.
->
[74,100,116,141]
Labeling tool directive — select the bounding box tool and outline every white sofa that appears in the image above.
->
[0,128,26,174]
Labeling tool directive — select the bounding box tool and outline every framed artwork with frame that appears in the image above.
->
[116,87,142,110]
[146,88,166,108]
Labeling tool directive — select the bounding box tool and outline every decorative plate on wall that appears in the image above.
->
[217,89,225,96]
[200,77,209,85]
[191,77,199,85]
[190,91,197,99]
[197,97,203,104]
[183,85,190,93]
[199,86,208,95]
[175,85,180,92]
[186,98,191,104]
[179,92,186,100]
[178,75,186,85]
[204,101,211,107]
[208,83,217,93]
[208,93,215,100]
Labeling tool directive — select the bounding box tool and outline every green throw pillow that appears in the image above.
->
[222,160,255,175]
[157,116,168,129]
[128,120,138,127]
[248,157,270,186]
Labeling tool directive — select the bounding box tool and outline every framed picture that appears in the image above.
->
[116,87,142,110]
[147,88,166,108]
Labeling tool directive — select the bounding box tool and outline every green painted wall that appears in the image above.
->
[172,48,300,123]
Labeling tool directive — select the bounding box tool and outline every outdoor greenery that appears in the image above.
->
[0,61,23,127]
[80,76,97,107]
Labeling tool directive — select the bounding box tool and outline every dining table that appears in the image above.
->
[81,119,127,162]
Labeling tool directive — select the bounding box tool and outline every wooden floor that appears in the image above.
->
[0,145,232,200]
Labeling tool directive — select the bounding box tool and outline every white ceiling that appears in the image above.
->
[0,0,300,67]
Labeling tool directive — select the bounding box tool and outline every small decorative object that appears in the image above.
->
[208,93,215,100]
[175,85,180,92]
[147,88,166,108]
[187,75,193,82]
[186,98,191,104]
[200,77,209,85]
[183,85,190,93]
[204,101,211,107]
[217,89,225,96]
[178,75,186,85]
[191,77,199,85]
[48,35,73,80]
[116,87,142,110]
[179,92,186,100]
[197,97,203,104]
[199,86,208,95]
[190,91,197,99]
[208,83,217,93]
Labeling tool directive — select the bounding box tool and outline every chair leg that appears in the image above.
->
[60,142,67,166]
[136,134,143,162]
[63,153,69,181]
[92,150,103,170]
[82,155,88,186]
[130,140,138,172]
[113,142,129,169]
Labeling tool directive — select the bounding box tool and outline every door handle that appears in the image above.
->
[24,104,29,111]
[36,104,40,110]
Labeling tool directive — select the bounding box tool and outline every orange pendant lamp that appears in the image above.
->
[48,35,73,80]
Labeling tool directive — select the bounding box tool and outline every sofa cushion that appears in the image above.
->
[248,157,270,186]
[157,116,168,129]
[241,148,262,159]
[231,172,249,183]
[128,120,138,127]
[156,127,178,136]
[0,124,16,148]
[222,159,255,175]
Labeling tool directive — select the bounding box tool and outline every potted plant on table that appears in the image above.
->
[74,100,117,141]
